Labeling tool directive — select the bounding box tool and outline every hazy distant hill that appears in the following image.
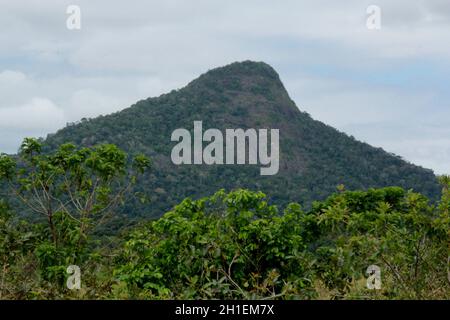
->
[42,61,440,218]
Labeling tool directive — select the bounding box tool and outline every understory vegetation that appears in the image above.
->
[0,140,449,299]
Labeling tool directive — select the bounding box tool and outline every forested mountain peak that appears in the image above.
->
[42,61,440,218]
[186,60,283,90]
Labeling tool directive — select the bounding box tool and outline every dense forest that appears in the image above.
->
[39,61,441,218]
[0,139,448,299]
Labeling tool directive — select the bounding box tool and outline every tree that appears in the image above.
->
[312,186,449,299]
[114,189,317,299]
[0,138,150,282]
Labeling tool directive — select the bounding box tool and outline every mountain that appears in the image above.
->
[42,61,440,218]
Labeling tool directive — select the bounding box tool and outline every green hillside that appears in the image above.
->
[41,61,440,218]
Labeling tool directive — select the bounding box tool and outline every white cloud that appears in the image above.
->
[0,96,67,152]
[66,89,123,119]
[341,123,450,174]
[0,97,66,130]
[0,70,26,84]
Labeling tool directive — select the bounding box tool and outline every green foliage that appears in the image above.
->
[310,187,448,298]
[0,140,448,300]
[113,188,449,300]
[114,189,316,299]
[0,154,16,180]
[0,200,38,298]
[0,139,150,296]
[1,184,449,299]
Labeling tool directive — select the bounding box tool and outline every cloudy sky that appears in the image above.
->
[1,0,450,174]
